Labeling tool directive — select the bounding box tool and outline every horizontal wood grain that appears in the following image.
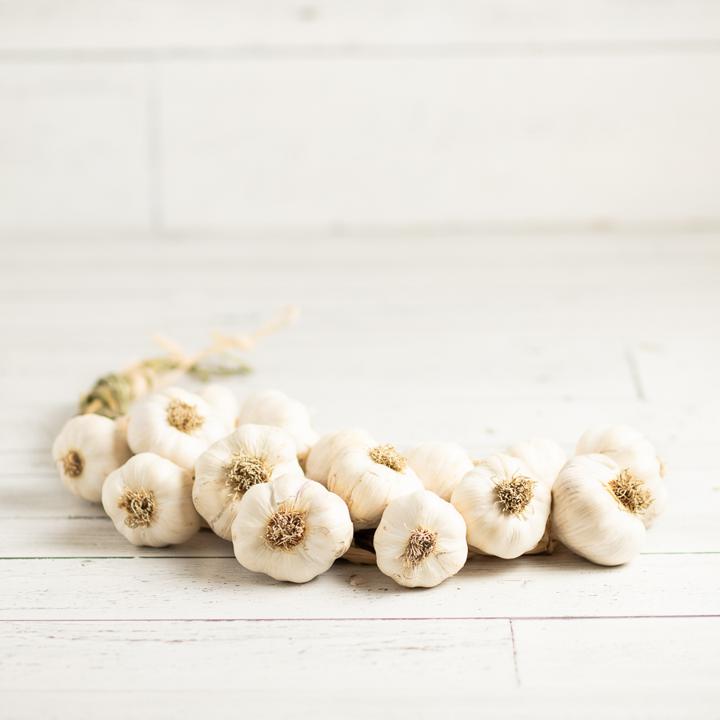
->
[0,619,517,719]
[1,237,717,355]
[2,552,718,620]
[513,618,720,717]
[3,56,720,231]
[0,618,716,720]
[1,0,719,53]
[158,55,720,230]
[0,63,151,230]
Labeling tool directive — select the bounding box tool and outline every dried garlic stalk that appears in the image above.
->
[79,306,298,419]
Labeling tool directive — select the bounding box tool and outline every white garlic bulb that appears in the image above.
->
[232,473,353,583]
[126,386,230,470]
[451,453,551,559]
[327,443,423,529]
[193,424,303,540]
[552,453,648,565]
[238,389,317,461]
[576,425,666,526]
[507,437,567,487]
[304,428,375,486]
[52,414,131,502]
[200,384,239,430]
[102,452,201,547]
[406,441,473,501]
[374,490,468,588]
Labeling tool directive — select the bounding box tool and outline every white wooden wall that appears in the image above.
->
[1,0,719,232]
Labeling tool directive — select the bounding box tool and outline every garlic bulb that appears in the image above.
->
[406,441,473,501]
[232,473,353,583]
[304,428,375,486]
[576,425,666,526]
[193,424,303,540]
[126,386,230,470]
[507,437,567,487]
[327,443,423,529]
[374,490,468,588]
[451,453,551,559]
[238,389,317,461]
[552,453,648,565]
[102,452,201,546]
[201,384,239,430]
[52,414,131,502]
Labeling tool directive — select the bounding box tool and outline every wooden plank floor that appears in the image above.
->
[1,235,719,718]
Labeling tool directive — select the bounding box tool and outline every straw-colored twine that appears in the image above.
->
[79,306,298,418]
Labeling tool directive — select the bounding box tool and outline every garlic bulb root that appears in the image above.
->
[369,444,407,471]
[608,468,652,514]
[166,397,204,433]
[264,506,307,549]
[403,528,438,565]
[495,473,535,515]
[119,487,156,528]
[226,453,269,495]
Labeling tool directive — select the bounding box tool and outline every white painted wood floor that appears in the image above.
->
[1,235,719,719]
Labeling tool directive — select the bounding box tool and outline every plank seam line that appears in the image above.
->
[2,226,720,242]
[2,39,720,63]
[624,346,647,401]
[0,556,720,560]
[145,60,165,233]
[509,619,521,687]
[1,615,718,623]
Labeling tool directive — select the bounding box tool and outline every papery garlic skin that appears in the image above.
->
[52,414,131,502]
[193,424,303,540]
[305,429,375,486]
[327,443,423,530]
[451,453,551,560]
[238,389,317,461]
[115,414,130,444]
[552,453,646,566]
[507,437,567,488]
[375,490,468,588]
[126,386,230,470]
[102,452,201,547]
[406,441,473,501]
[232,474,353,583]
[201,384,239,430]
[576,425,666,526]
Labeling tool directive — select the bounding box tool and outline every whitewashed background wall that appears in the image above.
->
[1,0,719,232]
